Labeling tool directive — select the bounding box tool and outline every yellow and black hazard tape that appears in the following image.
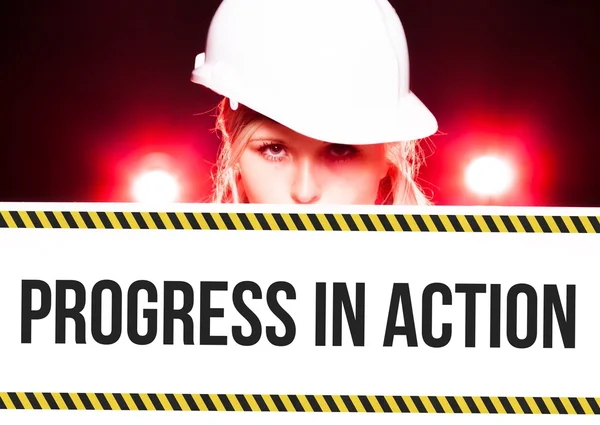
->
[0,393,599,414]
[1,210,600,233]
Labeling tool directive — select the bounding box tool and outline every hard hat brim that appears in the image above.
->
[192,58,438,145]
[261,91,438,145]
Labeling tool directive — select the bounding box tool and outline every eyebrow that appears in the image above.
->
[247,137,287,144]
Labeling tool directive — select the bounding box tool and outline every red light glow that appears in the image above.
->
[93,124,215,203]
[425,111,550,205]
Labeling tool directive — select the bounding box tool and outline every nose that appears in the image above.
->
[291,159,321,204]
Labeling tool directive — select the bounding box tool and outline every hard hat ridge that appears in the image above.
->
[373,0,411,102]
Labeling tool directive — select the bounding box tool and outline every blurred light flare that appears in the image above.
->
[465,155,516,197]
[132,169,180,203]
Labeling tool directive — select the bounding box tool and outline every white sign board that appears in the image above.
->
[0,202,598,424]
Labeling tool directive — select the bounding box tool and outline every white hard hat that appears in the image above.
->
[191,0,438,145]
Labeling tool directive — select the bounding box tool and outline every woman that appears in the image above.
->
[191,0,438,205]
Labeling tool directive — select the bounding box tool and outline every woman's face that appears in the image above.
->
[238,120,388,204]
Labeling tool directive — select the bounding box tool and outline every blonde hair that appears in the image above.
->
[210,98,430,205]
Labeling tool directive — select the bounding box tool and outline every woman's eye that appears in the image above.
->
[259,143,287,161]
[327,144,358,161]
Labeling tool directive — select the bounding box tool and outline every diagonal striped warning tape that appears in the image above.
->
[0,211,599,233]
[0,393,598,413]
